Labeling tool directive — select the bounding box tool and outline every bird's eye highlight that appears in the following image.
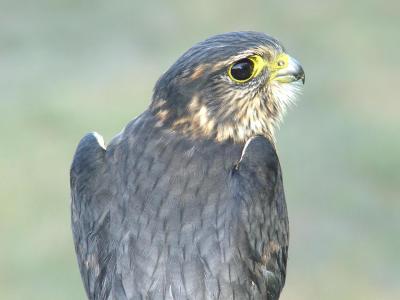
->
[228,58,255,82]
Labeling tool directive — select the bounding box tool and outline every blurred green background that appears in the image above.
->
[1,0,399,299]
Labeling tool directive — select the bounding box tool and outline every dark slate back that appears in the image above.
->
[72,111,288,300]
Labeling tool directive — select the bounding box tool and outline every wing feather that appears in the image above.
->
[70,132,115,300]
[233,135,289,299]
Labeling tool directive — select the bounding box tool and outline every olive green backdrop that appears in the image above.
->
[1,0,399,299]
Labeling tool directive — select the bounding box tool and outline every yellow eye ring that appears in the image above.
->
[228,55,265,83]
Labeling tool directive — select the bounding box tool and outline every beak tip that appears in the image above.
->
[298,65,305,85]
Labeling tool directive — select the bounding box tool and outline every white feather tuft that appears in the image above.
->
[92,132,106,150]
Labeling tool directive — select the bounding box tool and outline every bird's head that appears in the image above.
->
[151,31,305,144]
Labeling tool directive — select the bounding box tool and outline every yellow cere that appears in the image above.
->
[271,53,289,72]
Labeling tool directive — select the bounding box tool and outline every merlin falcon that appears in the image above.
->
[70,31,305,300]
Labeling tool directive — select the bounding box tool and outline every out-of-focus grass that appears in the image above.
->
[0,1,399,299]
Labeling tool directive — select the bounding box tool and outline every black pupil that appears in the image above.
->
[231,58,254,81]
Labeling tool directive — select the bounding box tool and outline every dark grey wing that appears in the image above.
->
[233,136,289,299]
[70,132,116,300]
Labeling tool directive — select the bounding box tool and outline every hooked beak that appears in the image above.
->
[271,55,305,84]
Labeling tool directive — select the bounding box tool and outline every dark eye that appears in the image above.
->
[229,58,254,82]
